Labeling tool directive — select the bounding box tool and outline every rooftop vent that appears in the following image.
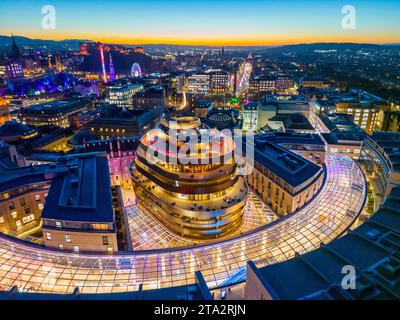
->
[66,197,74,206]
[70,178,79,188]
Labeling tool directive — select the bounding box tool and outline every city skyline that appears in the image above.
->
[0,0,400,46]
[0,0,399,304]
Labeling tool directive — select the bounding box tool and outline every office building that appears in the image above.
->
[250,75,295,97]
[187,73,210,94]
[132,86,166,109]
[87,105,162,139]
[107,84,144,108]
[266,113,315,133]
[335,90,390,133]
[0,121,38,143]
[41,154,118,253]
[242,102,258,131]
[256,94,310,130]
[260,132,326,165]
[300,77,333,89]
[249,76,276,96]
[210,71,230,93]
[193,99,212,119]
[319,113,366,159]
[359,131,400,210]
[18,98,93,128]
[246,135,324,216]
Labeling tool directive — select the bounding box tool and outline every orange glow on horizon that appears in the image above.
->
[6,31,400,47]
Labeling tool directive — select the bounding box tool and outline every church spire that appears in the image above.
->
[10,33,21,59]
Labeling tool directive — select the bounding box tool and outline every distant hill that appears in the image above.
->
[0,35,94,51]
[1,36,399,53]
[262,42,400,54]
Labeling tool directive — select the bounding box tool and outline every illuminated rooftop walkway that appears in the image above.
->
[0,154,366,294]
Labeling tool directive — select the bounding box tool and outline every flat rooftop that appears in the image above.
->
[19,99,89,115]
[263,94,308,104]
[41,154,114,223]
[268,113,314,131]
[0,162,69,194]
[258,131,325,146]
[247,136,322,189]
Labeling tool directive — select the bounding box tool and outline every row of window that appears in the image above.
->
[2,214,36,228]
[7,194,43,211]
[46,232,110,246]
[92,127,126,133]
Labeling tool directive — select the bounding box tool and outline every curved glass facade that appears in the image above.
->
[131,116,247,239]
[0,154,366,294]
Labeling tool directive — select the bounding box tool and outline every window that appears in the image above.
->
[22,214,34,224]
[73,246,79,253]
[10,211,18,219]
[46,232,52,240]
[19,198,26,206]
[38,203,44,210]
[0,216,4,224]
[35,194,41,202]
[24,207,31,214]
[92,223,108,231]
[56,221,62,228]
[58,244,64,250]
[16,220,22,228]
[8,202,15,210]
[65,234,72,243]
[102,236,109,245]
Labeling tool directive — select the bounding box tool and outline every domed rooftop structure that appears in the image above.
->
[68,129,96,146]
[206,112,235,130]
[0,120,38,142]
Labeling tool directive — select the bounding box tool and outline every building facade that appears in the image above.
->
[18,98,93,128]
[210,71,230,94]
[41,155,118,253]
[247,136,324,216]
[359,132,400,210]
[107,84,144,108]
[131,116,248,240]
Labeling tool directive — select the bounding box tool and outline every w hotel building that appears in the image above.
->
[131,116,247,240]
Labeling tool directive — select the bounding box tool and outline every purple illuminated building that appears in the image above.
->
[6,34,24,79]
[109,53,116,82]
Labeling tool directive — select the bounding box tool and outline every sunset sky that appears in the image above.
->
[0,0,399,46]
